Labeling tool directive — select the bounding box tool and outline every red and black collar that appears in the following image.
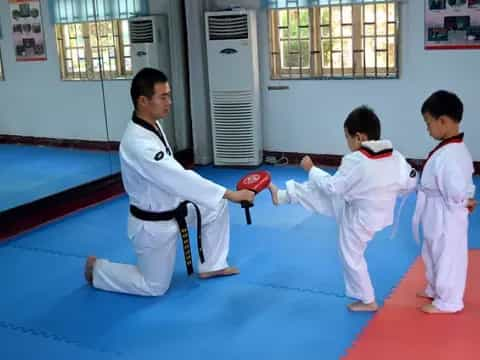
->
[359,146,393,160]
[426,133,464,161]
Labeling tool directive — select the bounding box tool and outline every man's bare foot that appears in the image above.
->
[348,301,379,312]
[416,291,434,300]
[268,183,279,205]
[84,256,96,285]
[198,266,240,279]
[420,303,459,314]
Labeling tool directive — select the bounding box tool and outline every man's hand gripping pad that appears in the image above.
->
[236,170,271,224]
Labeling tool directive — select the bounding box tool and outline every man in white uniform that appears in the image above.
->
[413,90,476,314]
[84,68,255,296]
[269,106,418,311]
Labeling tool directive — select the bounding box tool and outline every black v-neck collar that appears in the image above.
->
[132,112,172,155]
[132,112,157,135]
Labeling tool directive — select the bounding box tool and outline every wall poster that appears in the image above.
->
[10,0,47,61]
[425,0,480,49]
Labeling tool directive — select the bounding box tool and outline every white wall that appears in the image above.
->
[0,0,190,149]
[203,0,480,160]
[2,0,479,160]
[0,0,115,141]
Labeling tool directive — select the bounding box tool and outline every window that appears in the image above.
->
[268,1,399,79]
[0,50,4,80]
[55,19,132,80]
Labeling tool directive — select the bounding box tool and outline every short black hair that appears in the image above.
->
[421,90,463,123]
[344,106,381,141]
[130,68,169,109]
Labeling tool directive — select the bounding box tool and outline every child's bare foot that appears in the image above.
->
[268,183,279,205]
[84,256,96,285]
[467,198,476,213]
[420,303,459,314]
[347,301,378,312]
[198,266,240,279]
[416,291,434,300]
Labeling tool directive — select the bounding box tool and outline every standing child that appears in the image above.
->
[269,106,417,311]
[413,90,476,314]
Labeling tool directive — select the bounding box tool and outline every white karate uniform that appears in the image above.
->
[413,135,474,312]
[93,114,230,296]
[277,141,417,304]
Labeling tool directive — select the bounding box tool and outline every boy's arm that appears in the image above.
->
[437,160,474,210]
[467,183,476,213]
[308,155,360,197]
[399,158,418,195]
[404,169,418,194]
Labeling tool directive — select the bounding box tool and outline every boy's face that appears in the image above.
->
[344,128,367,151]
[423,112,445,140]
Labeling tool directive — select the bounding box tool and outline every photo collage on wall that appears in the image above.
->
[9,0,47,61]
[425,0,480,49]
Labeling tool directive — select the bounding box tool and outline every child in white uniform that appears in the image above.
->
[414,90,476,314]
[269,106,417,311]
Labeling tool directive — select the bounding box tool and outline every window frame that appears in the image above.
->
[0,48,4,80]
[55,19,133,81]
[268,1,400,80]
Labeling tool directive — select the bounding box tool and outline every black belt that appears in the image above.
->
[129,201,204,275]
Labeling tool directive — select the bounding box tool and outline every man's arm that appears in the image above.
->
[129,140,254,209]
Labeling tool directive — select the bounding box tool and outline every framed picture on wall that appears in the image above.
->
[9,0,47,61]
[425,0,480,49]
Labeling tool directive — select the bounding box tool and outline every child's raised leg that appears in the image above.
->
[269,179,342,218]
[268,183,280,205]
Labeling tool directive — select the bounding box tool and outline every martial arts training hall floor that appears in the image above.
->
[0,144,119,211]
[1,165,479,359]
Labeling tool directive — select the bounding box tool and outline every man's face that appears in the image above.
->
[423,112,444,140]
[145,82,172,119]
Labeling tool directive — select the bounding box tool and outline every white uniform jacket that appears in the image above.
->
[412,133,474,312]
[287,140,418,234]
[120,114,226,237]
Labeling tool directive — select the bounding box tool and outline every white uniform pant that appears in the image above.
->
[92,199,230,296]
[418,196,468,312]
[279,180,375,304]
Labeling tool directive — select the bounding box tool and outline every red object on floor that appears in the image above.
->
[344,250,480,360]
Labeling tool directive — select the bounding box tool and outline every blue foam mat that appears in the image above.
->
[0,144,120,211]
[1,165,479,359]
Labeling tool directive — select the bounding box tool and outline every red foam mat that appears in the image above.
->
[344,250,480,360]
